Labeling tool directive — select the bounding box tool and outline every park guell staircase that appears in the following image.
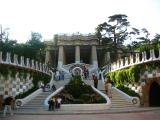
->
[17,91,51,112]
[84,79,138,109]
[109,89,138,109]
[15,79,138,114]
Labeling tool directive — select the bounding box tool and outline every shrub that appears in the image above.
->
[65,75,94,98]
[117,85,140,98]
[60,75,106,104]
[15,86,38,99]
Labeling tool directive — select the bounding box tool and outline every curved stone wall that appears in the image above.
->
[0,51,51,98]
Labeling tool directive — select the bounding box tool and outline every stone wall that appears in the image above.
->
[0,72,33,98]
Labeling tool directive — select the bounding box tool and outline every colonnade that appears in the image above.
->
[45,45,98,68]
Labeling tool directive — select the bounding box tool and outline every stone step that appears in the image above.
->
[111,103,132,105]
[111,101,132,104]
[24,102,45,105]
[22,105,45,107]
[32,95,48,101]
[111,106,138,108]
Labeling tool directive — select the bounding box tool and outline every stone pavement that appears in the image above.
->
[1,110,160,120]
[0,107,160,116]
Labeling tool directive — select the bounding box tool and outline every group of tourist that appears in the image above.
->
[48,95,62,111]
[54,70,65,81]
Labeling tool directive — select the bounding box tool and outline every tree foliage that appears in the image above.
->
[96,14,130,48]
[0,29,46,62]
[96,14,132,61]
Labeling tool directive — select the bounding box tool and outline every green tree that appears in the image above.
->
[96,14,130,47]
[0,25,10,42]
[96,14,130,61]
[26,32,46,61]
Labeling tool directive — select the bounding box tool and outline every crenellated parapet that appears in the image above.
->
[107,49,160,73]
[0,51,50,75]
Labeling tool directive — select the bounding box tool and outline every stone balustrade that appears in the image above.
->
[105,49,160,73]
[0,51,50,75]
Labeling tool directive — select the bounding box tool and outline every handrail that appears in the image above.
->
[105,49,160,73]
[112,87,140,106]
[44,86,64,106]
[83,79,111,108]
[91,86,111,108]
[15,88,42,107]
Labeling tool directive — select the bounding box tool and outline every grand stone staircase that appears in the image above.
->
[13,78,139,114]
[84,79,139,109]
[18,91,51,111]
[110,89,138,109]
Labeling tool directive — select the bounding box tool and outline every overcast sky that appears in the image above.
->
[0,0,160,43]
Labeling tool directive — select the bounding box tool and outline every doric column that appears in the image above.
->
[75,46,80,63]
[58,46,64,67]
[45,50,50,64]
[91,46,98,66]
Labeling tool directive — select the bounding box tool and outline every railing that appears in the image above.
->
[105,49,160,73]
[15,88,43,107]
[112,87,140,106]
[44,85,111,110]
[44,86,64,106]
[0,51,50,75]
[91,86,111,107]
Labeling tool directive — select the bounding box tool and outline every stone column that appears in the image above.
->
[31,60,35,69]
[135,53,139,63]
[26,58,30,67]
[75,46,80,63]
[125,57,129,66]
[6,52,11,63]
[20,56,24,66]
[14,54,18,65]
[58,46,64,67]
[36,61,39,70]
[45,50,50,64]
[91,45,98,66]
